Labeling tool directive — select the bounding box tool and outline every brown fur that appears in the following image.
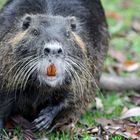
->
[72,32,86,53]
[8,31,27,47]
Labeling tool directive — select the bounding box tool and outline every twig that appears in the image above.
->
[100,73,140,91]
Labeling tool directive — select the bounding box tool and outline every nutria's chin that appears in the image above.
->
[0,0,109,135]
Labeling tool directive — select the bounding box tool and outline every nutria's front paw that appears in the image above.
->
[32,107,58,131]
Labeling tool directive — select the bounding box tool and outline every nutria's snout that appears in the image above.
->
[38,41,66,87]
[44,42,63,56]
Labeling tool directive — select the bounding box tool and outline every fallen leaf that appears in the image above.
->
[106,12,121,21]
[106,107,115,114]
[123,61,140,71]
[121,107,140,119]
[128,63,140,71]
[95,97,104,110]
[96,118,140,139]
[40,138,49,140]
[77,118,140,139]
[121,107,129,115]
[12,136,18,140]
[76,126,109,140]
[123,60,136,66]
[5,119,14,129]
[132,17,140,33]
[121,0,132,8]
[5,115,35,140]
[129,94,140,105]
[109,49,126,63]
[11,115,32,129]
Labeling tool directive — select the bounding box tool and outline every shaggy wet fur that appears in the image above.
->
[0,0,109,134]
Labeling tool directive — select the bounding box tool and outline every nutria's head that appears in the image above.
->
[9,14,91,89]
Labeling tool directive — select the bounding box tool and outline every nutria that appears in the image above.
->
[0,0,109,135]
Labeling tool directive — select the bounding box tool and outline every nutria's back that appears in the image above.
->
[0,0,109,135]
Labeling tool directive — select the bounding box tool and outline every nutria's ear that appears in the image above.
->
[22,15,32,30]
[69,16,77,31]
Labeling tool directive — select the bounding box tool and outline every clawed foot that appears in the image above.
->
[32,106,58,132]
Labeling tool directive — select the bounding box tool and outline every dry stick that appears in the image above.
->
[100,73,140,91]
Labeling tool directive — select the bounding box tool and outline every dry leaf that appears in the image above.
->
[132,17,140,32]
[77,118,140,139]
[109,49,126,63]
[5,115,35,140]
[106,12,121,21]
[106,107,115,114]
[122,60,140,72]
[129,94,140,105]
[96,118,140,139]
[121,0,132,8]
[121,107,140,119]
[11,115,32,129]
[121,107,129,115]
[40,138,49,140]
[12,136,18,140]
[76,126,109,140]
[95,97,104,110]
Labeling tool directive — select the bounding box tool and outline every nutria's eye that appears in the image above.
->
[66,31,70,38]
[31,29,40,36]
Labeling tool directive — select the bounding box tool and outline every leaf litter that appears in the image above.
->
[4,115,35,140]
[76,97,140,139]
[76,117,140,139]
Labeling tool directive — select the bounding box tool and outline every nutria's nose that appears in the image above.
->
[44,42,63,56]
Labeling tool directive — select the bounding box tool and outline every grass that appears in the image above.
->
[0,0,6,8]
[0,0,140,139]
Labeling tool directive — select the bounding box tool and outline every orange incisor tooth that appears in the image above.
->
[47,64,57,76]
